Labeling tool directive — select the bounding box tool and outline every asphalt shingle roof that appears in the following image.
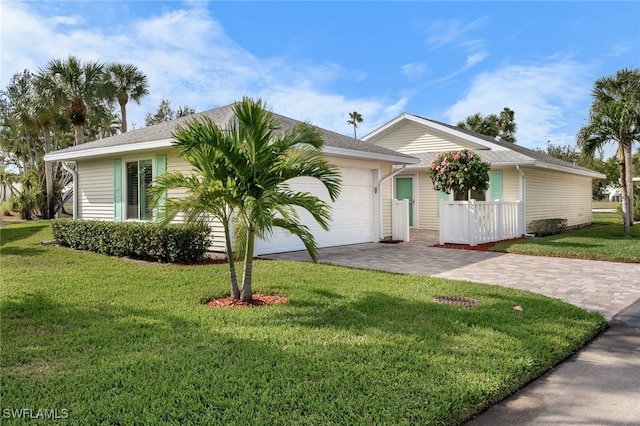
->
[410,114,600,175]
[48,103,417,162]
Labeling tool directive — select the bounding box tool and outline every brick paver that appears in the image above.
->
[266,238,640,321]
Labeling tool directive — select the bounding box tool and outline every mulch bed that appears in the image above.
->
[205,294,288,308]
[433,237,525,252]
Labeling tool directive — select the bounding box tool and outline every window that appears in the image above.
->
[126,159,153,220]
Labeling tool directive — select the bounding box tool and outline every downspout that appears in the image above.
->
[516,165,533,237]
[377,165,407,241]
[61,161,78,219]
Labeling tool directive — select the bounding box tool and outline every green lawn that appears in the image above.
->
[1,222,605,425]
[492,212,639,263]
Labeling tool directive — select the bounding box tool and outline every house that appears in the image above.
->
[44,104,419,255]
[362,113,605,238]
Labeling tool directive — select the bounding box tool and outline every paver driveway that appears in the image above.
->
[265,239,640,322]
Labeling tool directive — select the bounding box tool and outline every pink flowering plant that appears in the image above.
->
[427,149,491,195]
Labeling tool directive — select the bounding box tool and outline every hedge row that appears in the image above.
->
[51,219,211,263]
[527,218,568,237]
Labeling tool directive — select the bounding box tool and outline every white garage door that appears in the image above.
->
[254,167,375,255]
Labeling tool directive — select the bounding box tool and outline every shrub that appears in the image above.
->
[51,219,211,263]
[527,218,568,237]
[427,149,491,197]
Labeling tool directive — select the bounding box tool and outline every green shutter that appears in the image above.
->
[437,191,449,216]
[490,170,503,201]
[113,160,122,222]
[154,154,167,221]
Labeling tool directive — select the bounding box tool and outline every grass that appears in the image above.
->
[591,200,619,210]
[492,211,639,263]
[1,222,605,425]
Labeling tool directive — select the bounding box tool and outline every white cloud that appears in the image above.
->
[1,1,404,137]
[426,17,488,49]
[401,63,428,78]
[446,59,592,150]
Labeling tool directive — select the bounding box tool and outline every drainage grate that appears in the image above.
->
[432,295,480,306]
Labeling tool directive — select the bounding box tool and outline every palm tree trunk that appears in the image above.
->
[240,226,255,302]
[120,101,128,133]
[74,124,84,145]
[222,217,240,300]
[42,123,54,219]
[619,151,631,237]
[624,143,634,224]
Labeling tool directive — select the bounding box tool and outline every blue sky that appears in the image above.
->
[1,1,638,153]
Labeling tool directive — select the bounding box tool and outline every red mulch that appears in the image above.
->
[433,237,525,252]
[205,294,288,309]
[187,257,270,266]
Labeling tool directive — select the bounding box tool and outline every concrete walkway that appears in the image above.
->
[265,235,640,424]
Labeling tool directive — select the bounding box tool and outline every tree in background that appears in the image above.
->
[347,111,363,138]
[145,99,195,126]
[457,107,517,143]
[105,63,149,133]
[37,56,107,145]
[1,57,149,219]
[578,68,640,236]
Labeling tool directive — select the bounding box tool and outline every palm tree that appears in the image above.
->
[347,111,363,138]
[578,68,640,237]
[149,117,243,299]
[39,56,106,145]
[105,63,149,133]
[152,98,342,301]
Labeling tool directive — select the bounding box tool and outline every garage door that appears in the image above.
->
[253,167,375,255]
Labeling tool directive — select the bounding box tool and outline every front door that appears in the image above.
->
[395,177,414,227]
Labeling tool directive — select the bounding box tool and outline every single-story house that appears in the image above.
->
[362,113,605,239]
[44,104,419,255]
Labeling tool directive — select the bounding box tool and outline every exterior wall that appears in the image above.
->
[379,163,393,238]
[74,149,388,251]
[77,158,115,220]
[417,172,439,230]
[373,122,469,154]
[523,167,593,229]
[501,167,521,202]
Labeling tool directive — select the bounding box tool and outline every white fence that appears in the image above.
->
[439,200,523,246]
[392,199,410,242]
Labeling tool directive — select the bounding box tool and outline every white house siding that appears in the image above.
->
[164,150,227,252]
[418,172,439,230]
[501,168,521,202]
[380,163,393,238]
[77,158,115,220]
[374,122,468,154]
[524,167,593,229]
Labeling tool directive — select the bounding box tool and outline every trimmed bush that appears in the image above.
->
[527,218,568,237]
[51,219,211,263]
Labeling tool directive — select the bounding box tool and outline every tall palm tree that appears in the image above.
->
[347,111,363,138]
[578,68,640,237]
[105,63,149,133]
[151,98,342,301]
[39,56,106,145]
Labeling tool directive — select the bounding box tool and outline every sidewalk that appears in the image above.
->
[466,297,640,425]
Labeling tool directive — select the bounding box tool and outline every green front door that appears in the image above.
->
[396,177,413,227]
